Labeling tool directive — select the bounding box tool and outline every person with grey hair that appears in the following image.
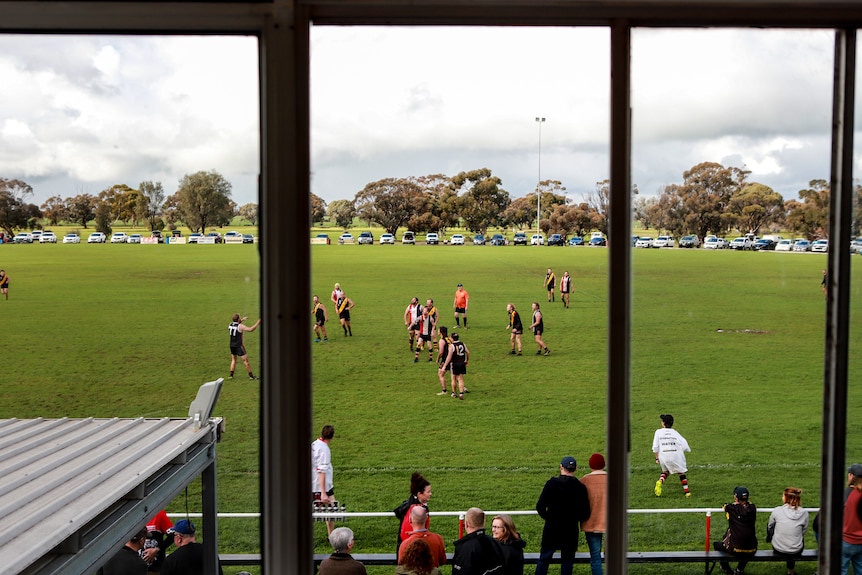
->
[319,527,367,575]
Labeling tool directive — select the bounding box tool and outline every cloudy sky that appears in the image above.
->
[0,27,848,209]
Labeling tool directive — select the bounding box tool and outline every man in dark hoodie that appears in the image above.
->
[535,456,592,575]
[452,507,505,575]
[714,486,758,575]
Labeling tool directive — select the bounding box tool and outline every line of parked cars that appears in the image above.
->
[7,229,255,245]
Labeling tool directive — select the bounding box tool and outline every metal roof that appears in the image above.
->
[0,416,224,575]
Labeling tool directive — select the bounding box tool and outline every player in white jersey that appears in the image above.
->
[652,413,691,497]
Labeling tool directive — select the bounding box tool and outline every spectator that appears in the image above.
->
[535,456,591,575]
[161,519,223,575]
[581,453,608,575]
[767,487,808,575]
[394,472,433,553]
[843,464,862,575]
[100,528,148,575]
[319,527,367,575]
[491,514,525,575]
[452,508,505,575]
[313,424,336,534]
[713,486,757,575]
[398,506,446,567]
[141,509,173,571]
[652,413,691,497]
[397,538,442,575]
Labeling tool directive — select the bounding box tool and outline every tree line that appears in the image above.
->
[0,170,259,237]
[315,162,862,240]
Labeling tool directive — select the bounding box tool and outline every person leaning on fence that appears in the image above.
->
[535,456,591,575]
[767,487,808,575]
[319,527,368,575]
[581,453,608,575]
[397,538,442,575]
[491,514,526,575]
[714,486,758,575]
[394,472,433,553]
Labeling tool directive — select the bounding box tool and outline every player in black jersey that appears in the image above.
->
[228,313,261,379]
[436,326,452,396]
[312,295,328,342]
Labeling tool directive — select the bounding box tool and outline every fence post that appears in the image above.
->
[705,511,711,551]
[459,514,465,539]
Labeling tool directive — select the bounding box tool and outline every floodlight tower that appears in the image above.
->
[535,117,545,243]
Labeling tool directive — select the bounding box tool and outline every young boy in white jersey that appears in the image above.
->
[652,413,691,497]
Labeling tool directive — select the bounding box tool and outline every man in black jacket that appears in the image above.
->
[535,456,592,575]
[452,507,505,575]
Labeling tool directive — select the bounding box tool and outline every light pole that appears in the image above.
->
[535,117,545,243]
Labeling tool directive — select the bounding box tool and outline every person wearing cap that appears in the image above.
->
[842,464,862,575]
[161,519,224,575]
[713,486,757,575]
[535,456,591,575]
[319,527,368,575]
[100,527,148,575]
[453,283,469,328]
[581,453,608,575]
[544,268,556,302]
[652,413,691,497]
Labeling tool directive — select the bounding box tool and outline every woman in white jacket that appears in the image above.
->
[767,487,809,575]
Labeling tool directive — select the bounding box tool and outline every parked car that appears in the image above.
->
[589,236,607,247]
[30,230,42,242]
[127,234,142,244]
[653,235,675,248]
[530,234,545,245]
[242,234,255,244]
[425,232,439,245]
[151,230,164,243]
[729,237,752,250]
[110,232,127,243]
[679,235,701,248]
[338,233,354,244]
[188,233,204,244]
[205,232,222,244]
[851,238,862,253]
[753,239,776,251]
[401,231,415,244]
[568,236,584,246]
[39,231,57,243]
[380,233,395,244]
[775,239,794,252]
[224,231,242,242]
[87,232,106,243]
[358,231,374,245]
[450,234,465,245]
[635,237,654,248]
[513,232,528,245]
[490,234,505,246]
[472,234,485,245]
[793,239,812,252]
[547,234,564,246]
[13,232,32,243]
[811,239,829,253]
[62,233,80,244]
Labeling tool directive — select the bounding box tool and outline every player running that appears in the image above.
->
[652,413,692,497]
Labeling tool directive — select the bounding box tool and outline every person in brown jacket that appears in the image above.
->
[581,453,608,575]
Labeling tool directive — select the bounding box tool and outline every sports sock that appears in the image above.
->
[680,474,690,493]
[463,318,467,327]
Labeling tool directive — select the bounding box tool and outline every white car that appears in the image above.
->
[338,233,354,244]
[13,232,32,243]
[224,231,242,242]
[426,232,439,245]
[530,234,545,245]
[450,234,465,245]
[793,239,812,252]
[653,235,675,248]
[110,232,127,243]
[39,231,57,243]
[729,237,752,250]
[811,239,829,253]
[380,233,395,244]
[357,231,374,245]
[635,237,654,248]
[128,234,142,244]
[87,232,106,243]
[775,239,793,252]
[30,230,42,242]
[62,233,80,244]
[401,231,415,244]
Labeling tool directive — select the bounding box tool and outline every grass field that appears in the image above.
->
[1,238,859,575]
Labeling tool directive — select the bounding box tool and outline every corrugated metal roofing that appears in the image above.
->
[0,416,223,575]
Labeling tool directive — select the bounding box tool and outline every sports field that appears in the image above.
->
[1,238,859,574]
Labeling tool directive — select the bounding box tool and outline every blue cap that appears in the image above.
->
[172,519,196,535]
[561,456,577,471]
